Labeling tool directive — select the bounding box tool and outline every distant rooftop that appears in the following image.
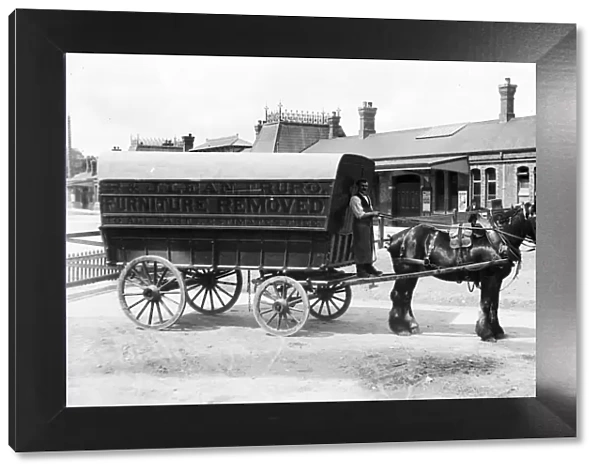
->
[303,115,536,159]
[189,134,252,152]
[129,136,184,151]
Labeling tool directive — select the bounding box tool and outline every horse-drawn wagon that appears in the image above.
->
[98,151,378,336]
[98,151,536,341]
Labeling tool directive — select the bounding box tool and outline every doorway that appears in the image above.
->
[394,174,421,217]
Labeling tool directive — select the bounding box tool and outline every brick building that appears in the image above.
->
[251,79,536,221]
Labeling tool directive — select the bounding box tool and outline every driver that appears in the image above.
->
[349,179,383,278]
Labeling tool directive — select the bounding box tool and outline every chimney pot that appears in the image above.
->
[358,101,377,139]
[498,78,517,123]
[328,111,342,139]
[254,119,264,137]
[182,133,195,152]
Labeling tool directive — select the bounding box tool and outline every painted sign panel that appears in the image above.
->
[99,180,333,229]
[458,190,468,212]
[422,189,431,213]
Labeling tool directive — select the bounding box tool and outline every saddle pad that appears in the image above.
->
[449,224,473,249]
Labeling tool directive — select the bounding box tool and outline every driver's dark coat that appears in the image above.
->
[350,193,375,264]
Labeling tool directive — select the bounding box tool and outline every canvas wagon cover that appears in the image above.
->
[97,152,373,232]
[98,152,350,180]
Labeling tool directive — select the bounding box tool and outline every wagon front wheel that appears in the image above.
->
[117,255,187,330]
[253,276,309,337]
[184,268,243,315]
[309,285,352,320]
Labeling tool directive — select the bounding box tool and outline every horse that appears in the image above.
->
[386,201,536,341]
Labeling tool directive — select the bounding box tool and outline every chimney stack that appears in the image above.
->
[498,78,517,123]
[358,101,377,139]
[328,111,342,139]
[254,120,264,137]
[182,133,195,152]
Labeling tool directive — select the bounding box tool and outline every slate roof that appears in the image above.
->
[129,136,184,151]
[251,122,333,153]
[190,134,252,152]
[302,116,536,159]
[251,123,280,153]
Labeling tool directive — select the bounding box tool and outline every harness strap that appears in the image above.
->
[423,231,439,267]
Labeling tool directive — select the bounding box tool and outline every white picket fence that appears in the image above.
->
[66,249,119,288]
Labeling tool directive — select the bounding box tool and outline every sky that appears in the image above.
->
[66,54,536,157]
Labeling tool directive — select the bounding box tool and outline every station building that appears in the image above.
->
[251,78,536,222]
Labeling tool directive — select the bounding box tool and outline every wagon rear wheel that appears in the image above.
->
[309,285,352,320]
[253,276,309,337]
[183,268,243,314]
[117,255,187,330]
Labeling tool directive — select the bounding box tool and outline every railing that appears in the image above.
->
[66,231,119,288]
[66,249,119,288]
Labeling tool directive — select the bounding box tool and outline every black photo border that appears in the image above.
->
[9,9,577,452]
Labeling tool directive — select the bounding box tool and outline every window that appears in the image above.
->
[485,168,497,204]
[517,166,530,203]
[471,169,481,208]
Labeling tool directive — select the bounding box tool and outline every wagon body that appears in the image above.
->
[98,151,375,271]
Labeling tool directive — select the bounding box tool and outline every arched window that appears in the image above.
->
[485,168,497,204]
[517,166,530,203]
[471,169,481,208]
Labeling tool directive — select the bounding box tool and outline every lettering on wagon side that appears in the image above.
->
[101,196,328,216]
[101,215,325,228]
[99,180,332,196]
[99,180,333,228]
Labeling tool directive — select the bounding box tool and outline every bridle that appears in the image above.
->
[487,202,536,291]
[489,203,536,251]
[478,203,535,290]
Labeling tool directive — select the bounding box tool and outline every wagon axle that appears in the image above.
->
[272,299,289,314]
[142,285,162,303]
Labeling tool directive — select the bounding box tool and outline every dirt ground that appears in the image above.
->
[67,311,535,406]
[67,249,536,406]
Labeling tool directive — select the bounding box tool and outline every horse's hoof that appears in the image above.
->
[475,325,494,341]
[389,324,412,336]
[409,325,421,334]
[395,330,413,337]
[481,336,497,343]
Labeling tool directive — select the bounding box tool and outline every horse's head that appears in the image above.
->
[492,202,536,244]
[523,201,536,243]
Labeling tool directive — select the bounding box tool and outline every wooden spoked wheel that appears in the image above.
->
[309,285,352,320]
[117,255,187,330]
[252,276,309,337]
[183,268,243,314]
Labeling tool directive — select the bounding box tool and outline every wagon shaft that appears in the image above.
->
[338,259,511,288]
